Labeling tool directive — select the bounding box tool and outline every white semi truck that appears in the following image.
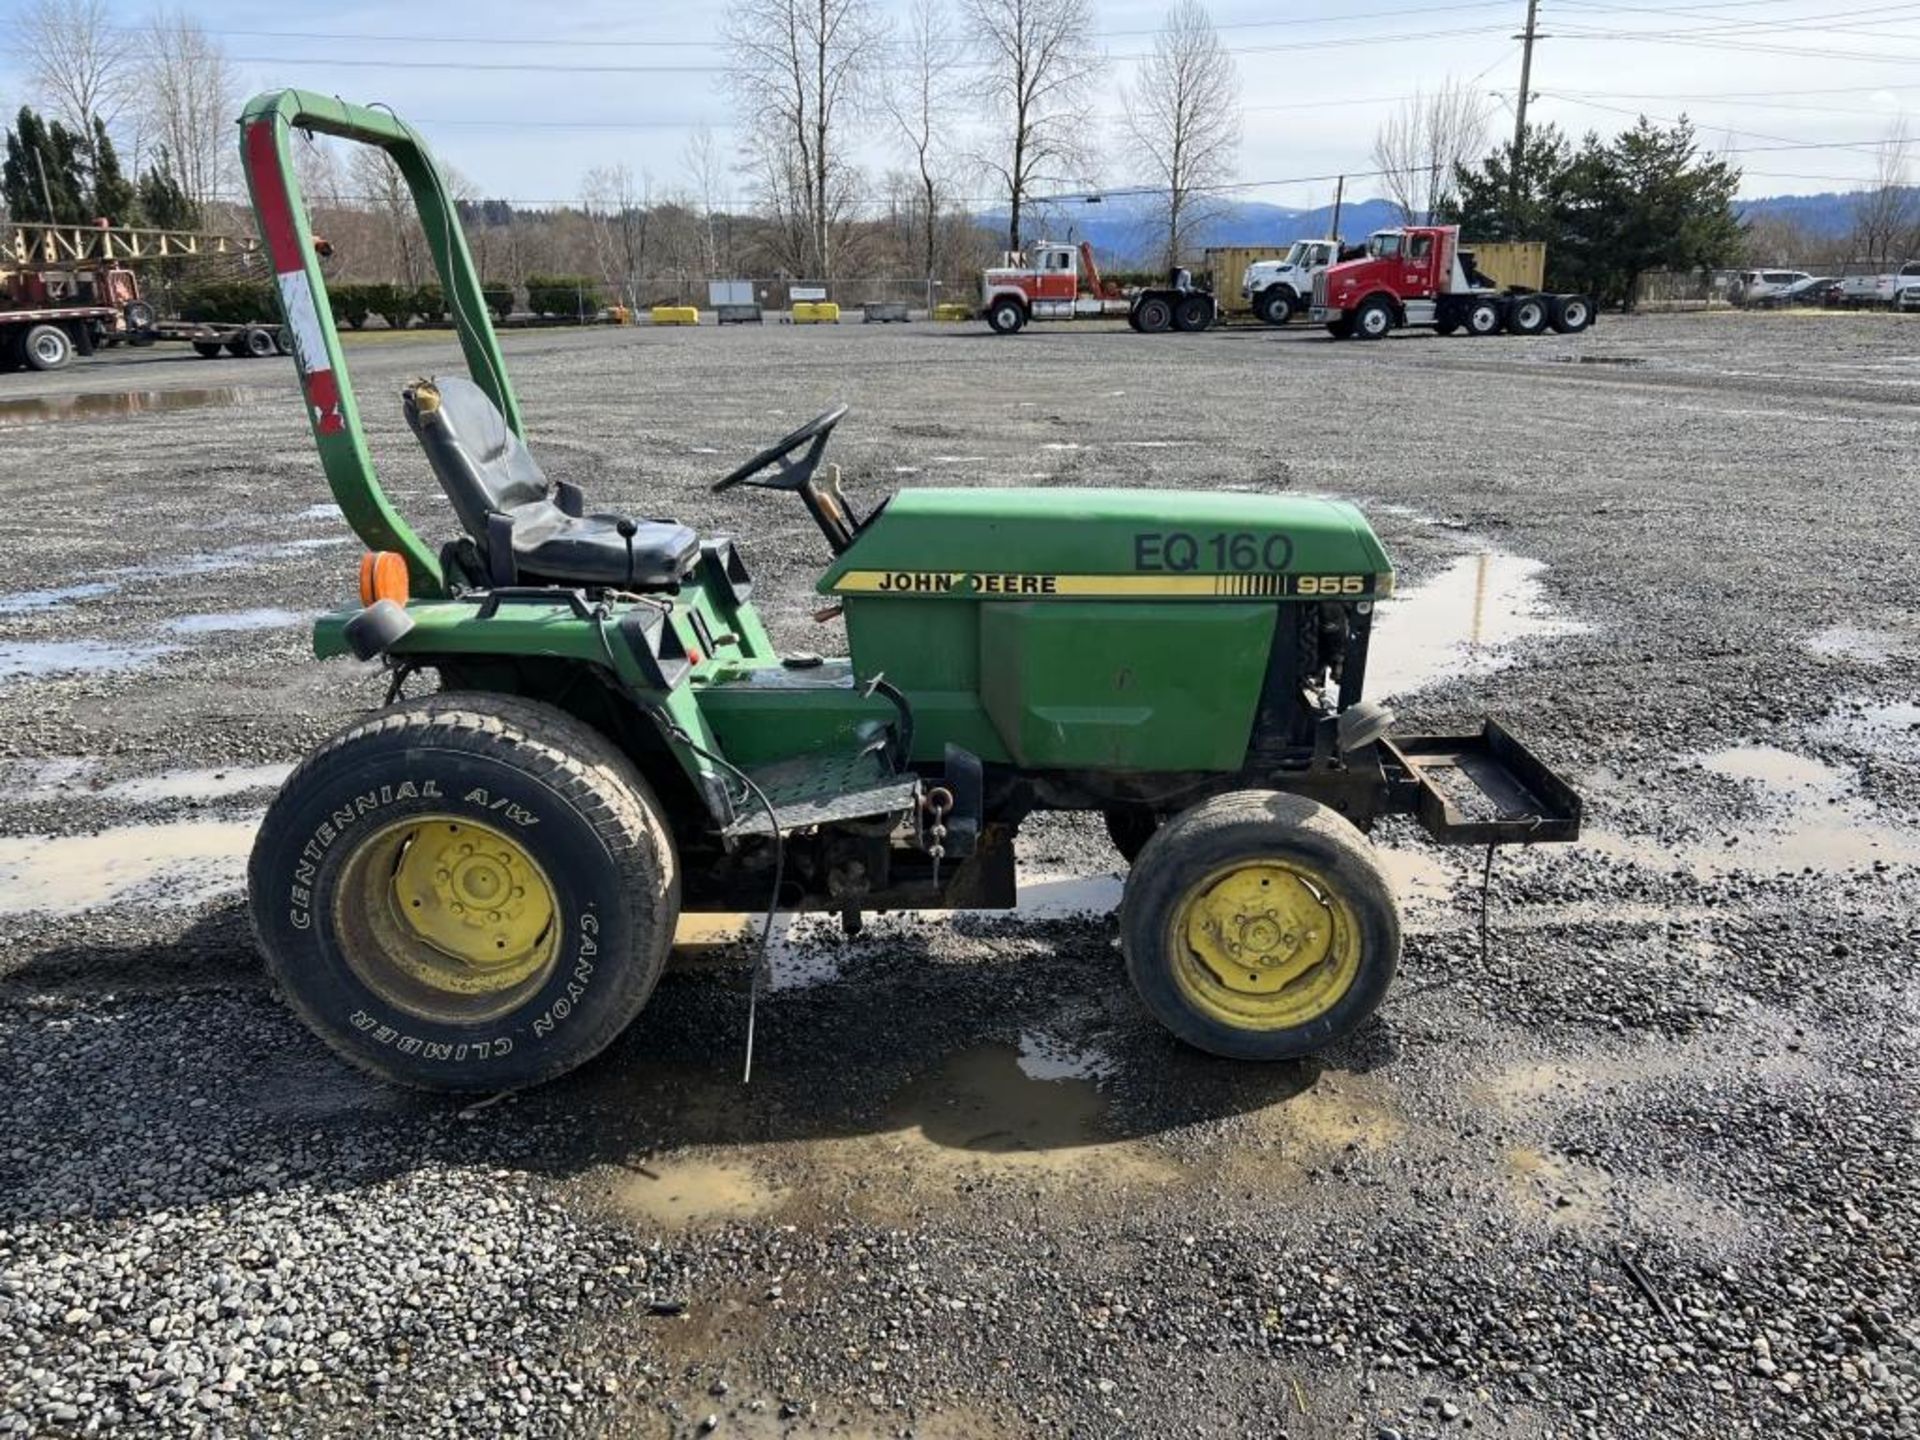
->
[1240,240,1345,327]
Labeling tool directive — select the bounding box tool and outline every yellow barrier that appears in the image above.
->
[932,302,973,322]
[650,305,699,326]
[792,301,841,324]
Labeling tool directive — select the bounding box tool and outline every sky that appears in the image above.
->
[0,0,1911,210]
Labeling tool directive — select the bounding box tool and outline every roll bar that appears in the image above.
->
[237,91,519,596]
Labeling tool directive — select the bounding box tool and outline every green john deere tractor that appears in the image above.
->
[238,92,1581,1092]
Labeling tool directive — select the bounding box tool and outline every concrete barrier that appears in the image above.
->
[650,305,699,326]
[715,304,763,324]
[791,301,841,324]
[862,301,910,323]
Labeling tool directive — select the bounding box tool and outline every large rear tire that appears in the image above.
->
[1119,791,1400,1061]
[1135,296,1174,333]
[1505,294,1550,335]
[192,341,225,358]
[1464,299,1503,336]
[22,324,72,371]
[247,694,680,1092]
[1549,294,1594,333]
[1173,294,1213,332]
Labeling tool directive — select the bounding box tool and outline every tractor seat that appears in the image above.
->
[402,375,698,590]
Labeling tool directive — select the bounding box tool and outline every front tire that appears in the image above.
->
[1352,297,1395,340]
[1119,791,1400,1061]
[1254,288,1295,326]
[987,298,1026,334]
[247,694,679,1092]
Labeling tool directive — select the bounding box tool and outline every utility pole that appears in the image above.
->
[1509,0,1544,229]
[1329,175,1345,242]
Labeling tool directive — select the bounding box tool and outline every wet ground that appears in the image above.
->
[1,313,1918,1437]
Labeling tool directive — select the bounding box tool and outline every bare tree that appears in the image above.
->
[1850,119,1916,270]
[723,0,884,278]
[349,147,429,286]
[963,0,1101,252]
[883,0,963,294]
[682,126,727,275]
[15,0,131,145]
[581,164,652,306]
[143,10,238,211]
[1121,0,1239,271]
[1371,79,1491,225]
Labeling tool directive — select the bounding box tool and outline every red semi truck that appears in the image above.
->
[1309,224,1593,340]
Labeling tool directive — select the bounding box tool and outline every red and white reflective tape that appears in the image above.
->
[244,120,344,436]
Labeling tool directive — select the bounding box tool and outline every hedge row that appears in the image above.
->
[523,275,606,318]
[174,280,519,330]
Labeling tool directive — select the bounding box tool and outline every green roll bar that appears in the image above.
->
[238,90,520,597]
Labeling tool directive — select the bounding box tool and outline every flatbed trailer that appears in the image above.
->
[147,318,287,358]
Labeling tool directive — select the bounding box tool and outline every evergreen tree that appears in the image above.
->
[1441,115,1743,309]
[86,116,139,224]
[3,106,88,223]
[138,148,201,231]
[1440,123,1574,243]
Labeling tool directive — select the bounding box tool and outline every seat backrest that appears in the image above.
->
[403,375,549,544]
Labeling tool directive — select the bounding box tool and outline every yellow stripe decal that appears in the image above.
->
[832,571,1388,598]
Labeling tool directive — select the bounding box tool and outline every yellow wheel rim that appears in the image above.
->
[1169,859,1362,1030]
[333,814,560,1024]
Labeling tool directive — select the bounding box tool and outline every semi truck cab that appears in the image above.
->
[1310,224,1593,340]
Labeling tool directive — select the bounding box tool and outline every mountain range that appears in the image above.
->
[995,190,1877,266]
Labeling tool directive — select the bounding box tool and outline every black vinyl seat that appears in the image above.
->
[402,375,698,590]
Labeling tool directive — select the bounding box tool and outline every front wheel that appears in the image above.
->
[987,299,1026,334]
[1119,791,1400,1061]
[247,694,680,1091]
[1254,288,1295,326]
[1352,297,1395,340]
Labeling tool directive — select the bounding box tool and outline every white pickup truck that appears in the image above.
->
[1241,239,1343,326]
[1834,262,1920,310]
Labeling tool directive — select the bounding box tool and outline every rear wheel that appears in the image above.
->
[224,335,250,357]
[987,299,1026,334]
[1254,288,1295,326]
[1120,791,1400,1061]
[247,694,680,1092]
[1173,294,1212,332]
[192,341,225,358]
[1549,294,1594,333]
[1464,299,1503,336]
[1136,296,1174,333]
[1352,297,1395,340]
[1434,320,1459,336]
[243,325,277,357]
[1505,294,1550,335]
[22,324,72,371]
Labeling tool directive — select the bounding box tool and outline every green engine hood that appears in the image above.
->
[818,488,1394,600]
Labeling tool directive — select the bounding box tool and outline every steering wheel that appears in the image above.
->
[712,403,849,492]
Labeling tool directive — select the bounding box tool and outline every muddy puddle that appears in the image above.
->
[0,639,174,684]
[1586,743,1920,876]
[0,386,279,428]
[614,1157,788,1227]
[1819,698,1920,760]
[1807,624,1908,664]
[1368,550,1589,698]
[0,816,259,916]
[166,608,305,635]
[104,764,294,803]
[0,581,117,615]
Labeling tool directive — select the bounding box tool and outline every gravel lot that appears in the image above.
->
[2,312,1918,1438]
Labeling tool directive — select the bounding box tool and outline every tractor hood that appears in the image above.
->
[818,488,1393,600]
